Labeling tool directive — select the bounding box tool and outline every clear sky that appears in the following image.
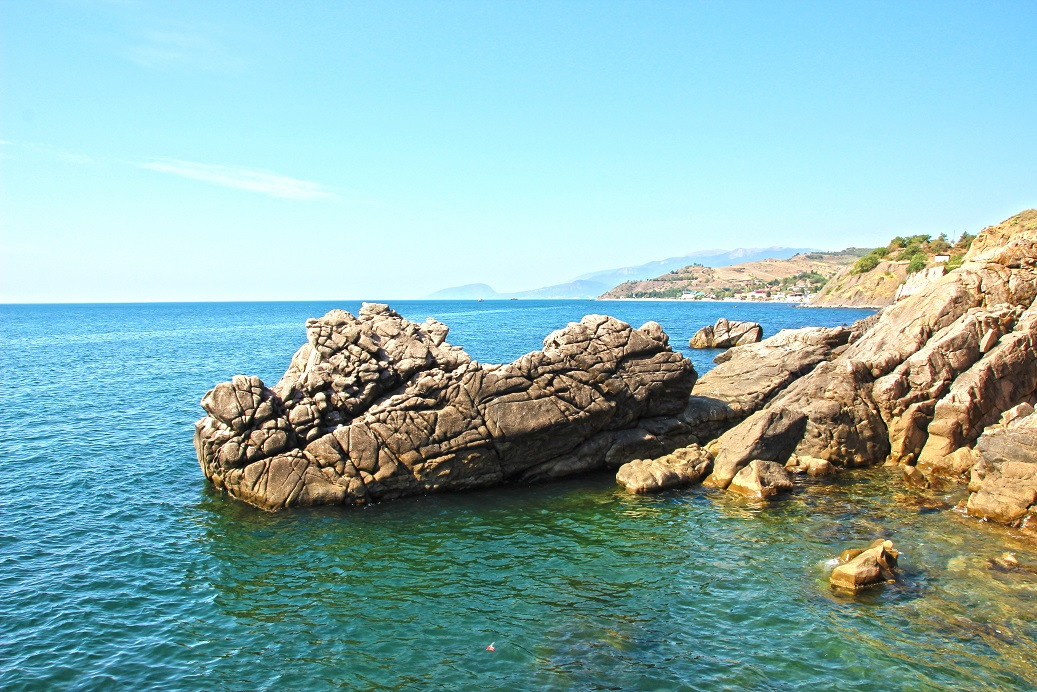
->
[2,0,1035,302]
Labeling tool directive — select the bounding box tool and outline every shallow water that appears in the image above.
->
[2,300,1035,690]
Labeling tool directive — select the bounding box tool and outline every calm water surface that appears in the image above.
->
[1,300,1035,690]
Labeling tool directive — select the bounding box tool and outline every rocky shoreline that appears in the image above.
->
[195,210,1037,540]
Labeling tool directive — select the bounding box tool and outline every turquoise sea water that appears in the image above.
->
[2,300,1036,690]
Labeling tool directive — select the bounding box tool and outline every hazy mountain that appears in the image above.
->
[428,247,817,299]
[427,283,501,300]
[510,279,611,299]
[574,247,817,289]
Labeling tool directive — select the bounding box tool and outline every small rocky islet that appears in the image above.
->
[195,209,1037,587]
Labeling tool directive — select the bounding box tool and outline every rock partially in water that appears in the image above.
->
[917,446,979,481]
[706,408,807,489]
[689,318,763,349]
[616,445,713,494]
[787,453,837,477]
[902,465,930,488]
[195,305,700,509]
[728,460,793,499]
[706,211,1037,511]
[966,407,1037,525]
[830,539,899,591]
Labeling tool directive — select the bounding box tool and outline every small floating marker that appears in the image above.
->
[486,642,496,652]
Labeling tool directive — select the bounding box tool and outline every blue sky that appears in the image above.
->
[2,0,1035,302]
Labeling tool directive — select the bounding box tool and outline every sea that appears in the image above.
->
[2,300,1036,690]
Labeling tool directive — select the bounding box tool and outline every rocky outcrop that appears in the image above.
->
[704,211,1037,494]
[830,539,899,591]
[689,318,763,349]
[195,305,700,509]
[965,406,1037,527]
[615,445,712,494]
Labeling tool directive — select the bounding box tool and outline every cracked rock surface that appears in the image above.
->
[195,304,698,509]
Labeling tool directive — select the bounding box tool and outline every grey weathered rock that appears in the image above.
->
[195,305,700,509]
[615,445,712,494]
[830,539,899,591]
[727,460,793,499]
[689,318,763,349]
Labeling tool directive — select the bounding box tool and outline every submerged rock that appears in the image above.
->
[689,318,763,349]
[830,539,899,591]
[195,305,700,509]
[615,445,712,494]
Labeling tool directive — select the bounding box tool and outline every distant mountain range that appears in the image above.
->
[428,247,818,299]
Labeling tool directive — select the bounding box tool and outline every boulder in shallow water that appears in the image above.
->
[728,460,793,499]
[902,465,930,488]
[689,318,763,349]
[917,446,979,480]
[830,539,899,591]
[615,445,713,494]
[786,454,836,477]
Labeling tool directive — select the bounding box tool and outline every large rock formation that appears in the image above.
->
[703,210,1037,497]
[689,318,763,349]
[195,305,700,509]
